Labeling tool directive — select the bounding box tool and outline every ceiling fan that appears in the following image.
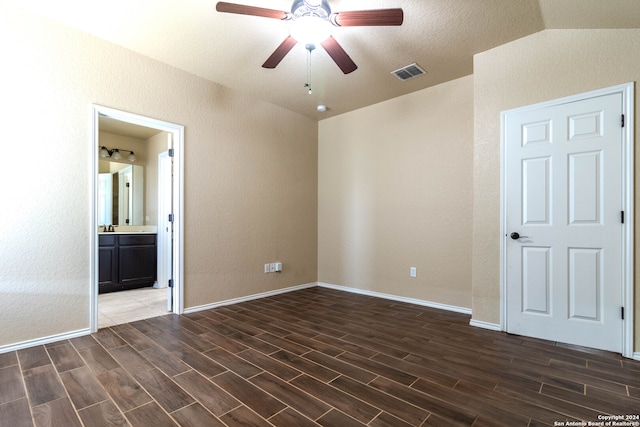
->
[215,0,403,74]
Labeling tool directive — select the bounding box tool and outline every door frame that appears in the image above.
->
[499,83,634,358]
[90,105,185,332]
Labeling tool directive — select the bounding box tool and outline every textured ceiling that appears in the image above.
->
[12,0,640,120]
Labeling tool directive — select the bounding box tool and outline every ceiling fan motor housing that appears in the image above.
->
[291,0,331,19]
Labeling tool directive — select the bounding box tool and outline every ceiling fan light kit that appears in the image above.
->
[215,1,403,75]
[290,16,332,45]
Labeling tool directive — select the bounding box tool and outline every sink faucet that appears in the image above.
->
[108,225,114,232]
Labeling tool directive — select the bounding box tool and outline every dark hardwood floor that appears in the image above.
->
[1,287,639,426]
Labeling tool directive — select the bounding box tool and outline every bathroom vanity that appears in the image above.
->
[99,232,157,294]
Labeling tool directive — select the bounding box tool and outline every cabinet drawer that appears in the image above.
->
[99,235,116,246]
[118,234,156,246]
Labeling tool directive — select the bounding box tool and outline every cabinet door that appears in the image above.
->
[98,245,118,293]
[118,244,157,286]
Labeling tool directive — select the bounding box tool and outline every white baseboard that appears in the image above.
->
[183,282,318,314]
[469,319,502,331]
[633,352,640,361]
[0,328,91,355]
[317,282,472,315]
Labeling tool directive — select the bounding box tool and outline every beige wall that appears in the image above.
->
[472,29,640,350]
[318,76,474,309]
[0,4,317,348]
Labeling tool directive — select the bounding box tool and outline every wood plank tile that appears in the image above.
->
[268,407,320,427]
[303,351,377,384]
[0,365,26,403]
[133,368,194,413]
[372,353,460,388]
[219,405,273,427]
[199,331,249,354]
[227,332,280,354]
[369,376,477,425]
[171,403,225,427]
[169,345,226,378]
[0,398,34,427]
[330,375,429,425]
[454,379,566,425]
[541,383,635,415]
[59,367,109,410]
[211,371,286,419]
[172,370,240,416]
[97,367,152,412]
[249,372,331,420]
[270,350,339,383]
[236,348,300,381]
[304,330,379,358]
[32,398,82,427]
[110,325,157,351]
[17,346,50,371]
[108,345,154,376]
[369,411,414,427]
[46,343,85,373]
[92,328,127,350]
[337,351,417,386]
[494,377,602,421]
[316,409,368,427]
[290,374,380,424]
[254,332,311,355]
[3,287,640,427]
[0,352,18,369]
[140,345,191,377]
[282,333,343,357]
[78,345,120,375]
[77,400,129,427]
[69,334,99,351]
[202,347,262,379]
[23,365,67,407]
[124,402,175,427]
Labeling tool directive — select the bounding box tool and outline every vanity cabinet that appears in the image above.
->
[99,234,157,294]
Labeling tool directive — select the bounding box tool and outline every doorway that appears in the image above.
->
[500,83,634,357]
[91,105,184,331]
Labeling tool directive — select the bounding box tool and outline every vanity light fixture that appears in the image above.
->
[99,146,136,162]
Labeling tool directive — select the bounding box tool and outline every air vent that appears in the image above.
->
[391,63,427,81]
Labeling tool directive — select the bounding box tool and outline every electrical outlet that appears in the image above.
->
[410,267,417,278]
[269,263,276,273]
[275,262,282,272]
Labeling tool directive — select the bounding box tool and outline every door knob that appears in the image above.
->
[510,232,528,240]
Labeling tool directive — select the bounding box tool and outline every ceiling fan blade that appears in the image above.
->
[216,2,291,20]
[321,36,357,74]
[262,36,297,69]
[330,8,403,26]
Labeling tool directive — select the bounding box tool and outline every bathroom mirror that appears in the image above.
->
[98,161,144,226]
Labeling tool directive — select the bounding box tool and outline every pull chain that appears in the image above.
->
[304,43,315,95]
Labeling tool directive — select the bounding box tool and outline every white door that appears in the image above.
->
[157,141,174,312]
[98,173,112,226]
[504,92,624,352]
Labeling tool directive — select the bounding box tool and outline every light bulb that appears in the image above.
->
[100,146,109,157]
[128,152,136,162]
[290,16,331,45]
[112,149,121,160]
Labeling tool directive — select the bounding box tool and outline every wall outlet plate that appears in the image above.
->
[410,267,417,278]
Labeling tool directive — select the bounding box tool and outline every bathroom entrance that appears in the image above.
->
[91,105,184,331]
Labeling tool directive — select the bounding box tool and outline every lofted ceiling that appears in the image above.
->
[12,0,640,120]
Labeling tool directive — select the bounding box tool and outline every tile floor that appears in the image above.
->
[98,287,170,328]
[1,287,638,427]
